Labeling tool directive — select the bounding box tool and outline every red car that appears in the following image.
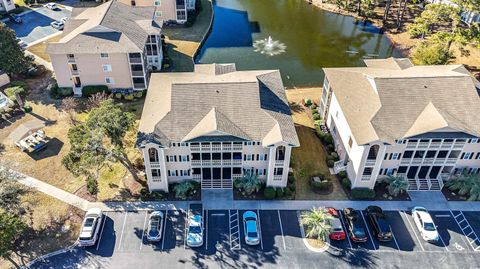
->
[328,208,346,240]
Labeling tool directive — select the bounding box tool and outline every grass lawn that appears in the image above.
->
[27,34,62,62]
[286,88,348,200]
[162,0,213,71]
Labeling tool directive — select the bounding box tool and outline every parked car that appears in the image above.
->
[8,14,22,24]
[186,214,204,247]
[50,21,64,30]
[343,208,368,243]
[243,211,260,246]
[365,206,393,242]
[44,2,57,9]
[328,208,346,240]
[78,208,103,247]
[146,211,164,242]
[16,39,27,50]
[412,206,439,242]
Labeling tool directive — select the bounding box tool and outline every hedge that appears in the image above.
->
[264,187,276,199]
[311,180,332,191]
[82,85,109,97]
[276,188,285,198]
[351,188,376,200]
[338,171,347,178]
[341,178,351,189]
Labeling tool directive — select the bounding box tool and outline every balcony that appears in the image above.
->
[222,160,231,166]
[361,175,371,181]
[233,174,242,180]
[131,70,144,77]
[423,158,434,164]
[453,143,465,149]
[133,83,146,89]
[190,145,200,152]
[201,145,211,151]
[222,144,232,151]
[273,175,283,181]
[274,160,284,166]
[430,142,441,148]
[202,160,211,166]
[150,162,161,168]
[365,159,376,166]
[417,142,429,149]
[70,69,79,75]
[333,160,347,174]
[191,160,201,166]
[211,160,221,166]
[192,174,201,180]
[440,173,450,181]
[400,158,411,165]
[211,145,221,151]
[406,143,417,149]
[411,158,423,164]
[152,176,161,181]
[129,57,142,63]
[442,142,453,148]
[232,144,242,150]
[446,158,458,164]
[67,57,76,63]
[232,159,242,165]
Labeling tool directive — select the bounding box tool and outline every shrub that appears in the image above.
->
[134,91,143,98]
[288,183,296,192]
[323,134,333,145]
[315,125,326,140]
[10,81,29,91]
[341,177,351,189]
[59,87,73,97]
[326,144,334,152]
[311,180,332,191]
[81,85,109,97]
[4,86,26,99]
[304,98,312,107]
[173,180,197,199]
[124,94,134,101]
[264,187,276,199]
[115,93,123,99]
[310,104,317,110]
[327,160,335,167]
[330,152,338,159]
[276,188,285,198]
[313,113,321,121]
[338,171,347,178]
[351,188,376,200]
[326,155,335,162]
[284,188,293,197]
[140,188,166,201]
[288,172,295,184]
[86,177,98,195]
[22,105,32,113]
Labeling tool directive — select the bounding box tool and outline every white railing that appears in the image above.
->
[406,143,417,149]
[440,173,450,181]
[202,160,211,166]
[365,159,376,166]
[223,160,231,165]
[275,160,284,166]
[453,143,464,149]
[411,158,423,164]
[150,162,161,168]
[423,158,434,164]
[442,142,453,148]
[222,144,232,151]
[192,174,201,180]
[201,145,211,151]
[191,160,201,166]
[232,144,242,150]
[273,175,283,181]
[152,176,161,181]
[232,160,242,165]
[400,158,411,165]
[430,142,441,148]
[190,145,200,152]
[233,174,242,180]
[333,160,347,174]
[417,142,429,149]
[211,160,221,165]
[361,175,371,181]
[446,158,457,164]
[211,145,221,151]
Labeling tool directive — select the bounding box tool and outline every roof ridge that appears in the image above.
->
[98,1,114,26]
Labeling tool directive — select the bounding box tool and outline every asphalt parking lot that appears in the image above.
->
[31,206,480,269]
[5,6,71,44]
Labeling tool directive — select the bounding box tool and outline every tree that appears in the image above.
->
[0,168,28,215]
[60,97,78,125]
[0,210,27,269]
[234,170,262,195]
[173,181,196,199]
[62,100,139,184]
[87,92,112,110]
[445,173,480,201]
[0,23,34,76]
[411,39,453,65]
[300,207,333,241]
[382,175,408,197]
[407,4,459,38]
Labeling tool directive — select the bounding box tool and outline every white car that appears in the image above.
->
[186,215,204,247]
[50,21,64,30]
[412,206,439,242]
[78,208,103,247]
[146,211,164,242]
[243,211,260,246]
[44,2,57,9]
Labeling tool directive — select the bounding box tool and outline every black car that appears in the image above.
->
[343,208,368,243]
[365,206,392,242]
[9,14,22,24]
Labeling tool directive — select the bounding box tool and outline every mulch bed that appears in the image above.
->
[373,182,411,201]
[442,188,468,201]
[233,187,295,200]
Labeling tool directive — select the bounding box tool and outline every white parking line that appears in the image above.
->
[205,210,209,250]
[161,209,168,250]
[96,212,108,251]
[338,210,352,250]
[401,210,425,251]
[183,210,188,250]
[437,232,449,252]
[257,210,264,250]
[140,211,148,250]
[359,210,377,250]
[277,210,287,251]
[117,212,128,251]
[228,210,232,249]
[390,227,401,251]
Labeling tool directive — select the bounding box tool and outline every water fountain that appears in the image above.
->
[253,35,286,56]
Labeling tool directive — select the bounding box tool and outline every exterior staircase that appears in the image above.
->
[407,178,418,190]
[201,178,233,189]
[407,176,444,191]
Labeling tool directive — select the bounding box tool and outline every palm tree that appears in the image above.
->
[382,175,408,197]
[445,173,480,201]
[300,207,333,241]
[234,170,262,195]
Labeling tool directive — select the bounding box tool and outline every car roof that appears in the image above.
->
[86,208,102,216]
[189,215,202,226]
[243,211,257,219]
[416,210,434,223]
[246,220,257,232]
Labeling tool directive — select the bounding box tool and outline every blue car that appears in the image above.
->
[243,211,260,246]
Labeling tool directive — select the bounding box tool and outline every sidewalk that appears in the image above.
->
[7,166,480,213]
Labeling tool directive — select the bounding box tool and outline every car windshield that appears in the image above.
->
[247,232,258,238]
[424,222,436,231]
[150,220,159,232]
[353,229,366,238]
[189,226,201,234]
[84,217,95,227]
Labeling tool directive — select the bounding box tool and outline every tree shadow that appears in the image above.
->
[327,248,378,268]
[0,109,26,130]
[289,102,304,113]
[27,137,63,161]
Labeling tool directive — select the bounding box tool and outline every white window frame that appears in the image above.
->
[105,77,114,84]
[391,153,399,160]
[463,152,473,159]
[102,64,112,72]
[154,0,161,6]
[258,154,265,161]
[180,155,188,162]
[245,154,253,161]
[155,11,162,17]
[100,53,109,58]
[167,155,175,162]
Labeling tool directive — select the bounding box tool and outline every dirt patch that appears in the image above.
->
[306,237,327,249]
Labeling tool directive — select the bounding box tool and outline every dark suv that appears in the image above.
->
[343,208,368,243]
[365,206,392,242]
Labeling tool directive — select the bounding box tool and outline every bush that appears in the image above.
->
[124,94,134,101]
[134,91,143,98]
[284,187,293,197]
[10,81,29,91]
[264,187,276,199]
[304,98,312,107]
[82,85,109,97]
[288,172,295,184]
[86,177,98,195]
[315,125,326,140]
[115,93,123,99]
[4,86,26,100]
[48,83,74,99]
[310,104,317,110]
[323,134,333,145]
[311,180,332,191]
[330,152,338,159]
[338,171,347,178]
[22,105,32,113]
[140,188,166,201]
[59,87,73,96]
[326,155,335,162]
[276,188,285,198]
[341,177,351,189]
[313,113,321,121]
[173,180,198,199]
[326,144,334,152]
[327,159,335,167]
[351,188,376,200]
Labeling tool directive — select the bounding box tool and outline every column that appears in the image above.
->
[266,146,275,185]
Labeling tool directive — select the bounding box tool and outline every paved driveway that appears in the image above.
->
[5,6,71,44]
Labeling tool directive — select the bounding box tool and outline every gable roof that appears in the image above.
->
[323,58,480,145]
[138,64,299,147]
[46,1,161,54]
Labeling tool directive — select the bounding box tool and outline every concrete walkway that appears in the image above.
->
[7,167,480,213]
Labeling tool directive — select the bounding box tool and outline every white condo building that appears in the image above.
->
[320,58,480,191]
[137,64,299,192]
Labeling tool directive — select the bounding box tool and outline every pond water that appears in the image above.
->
[195,0,403,88]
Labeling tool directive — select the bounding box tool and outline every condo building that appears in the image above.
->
[320,58,480,191]
[46,1,163,96]
[117,0,196,23]
[0,0,15,12]
[137,64,299,192]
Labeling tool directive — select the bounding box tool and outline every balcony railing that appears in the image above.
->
[440,173,450,181]
[233,174,242,180]
[192,174,201,180]
[430,142,441,148]
[131,70,144,76]
[275,160,284,166]
[423,158,434,164]
[232,144,242,150]
[232,159,242,165]
[446,158,458,164]
[406,143,417,149]
[134,83,146,89]
[361,175,371,181]
[400,158,411,164]
[411,158,423,164]
[211,145,221,151]
[151,176,161,181]
[129,57,142,63]
[201,145,211,151]
[191,160,200,166]
[453,143,464,149]
[333,160,347,174]
[365,159,376,166]
[417,142,429,149]
[70,69,79,75]
[222,144,232,151]
[67,57,76,63]
[442,142,453,148]
[190,145,200,152]
[211,160,221,165]
[222,160,231,166]
[273,175,283,181]
[150,162,161,168]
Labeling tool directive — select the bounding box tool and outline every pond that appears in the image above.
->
[195,0,403,88]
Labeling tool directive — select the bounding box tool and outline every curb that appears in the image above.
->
[25,242,78,268]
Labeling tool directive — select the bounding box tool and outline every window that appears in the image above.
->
[426,151,436,158]
[244,141,254,146]
[180,155,189,162]
[362,167,373,176]
[105,77,114,84]
[437,151,448,158]
[166,155,175,162]
[258,154,266,161]
[180,170,189,176]
[391,153,400,160]
[102,64,112,72]
[155,11,162,17]
[148,148,159,162]
[461,152,474,159]
[244,154,253,161]
[476,152,480,159]
[154,0,161,6]
[414,151,425,159]
[168,170,178,177]
[274,168,283,176]
[257,169,266,176]
[152,169,161,177]
[403,151,413,159]
[100,53,109,58]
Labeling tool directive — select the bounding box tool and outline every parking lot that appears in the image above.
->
[31,206,480,269]
[5,6,71,44]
